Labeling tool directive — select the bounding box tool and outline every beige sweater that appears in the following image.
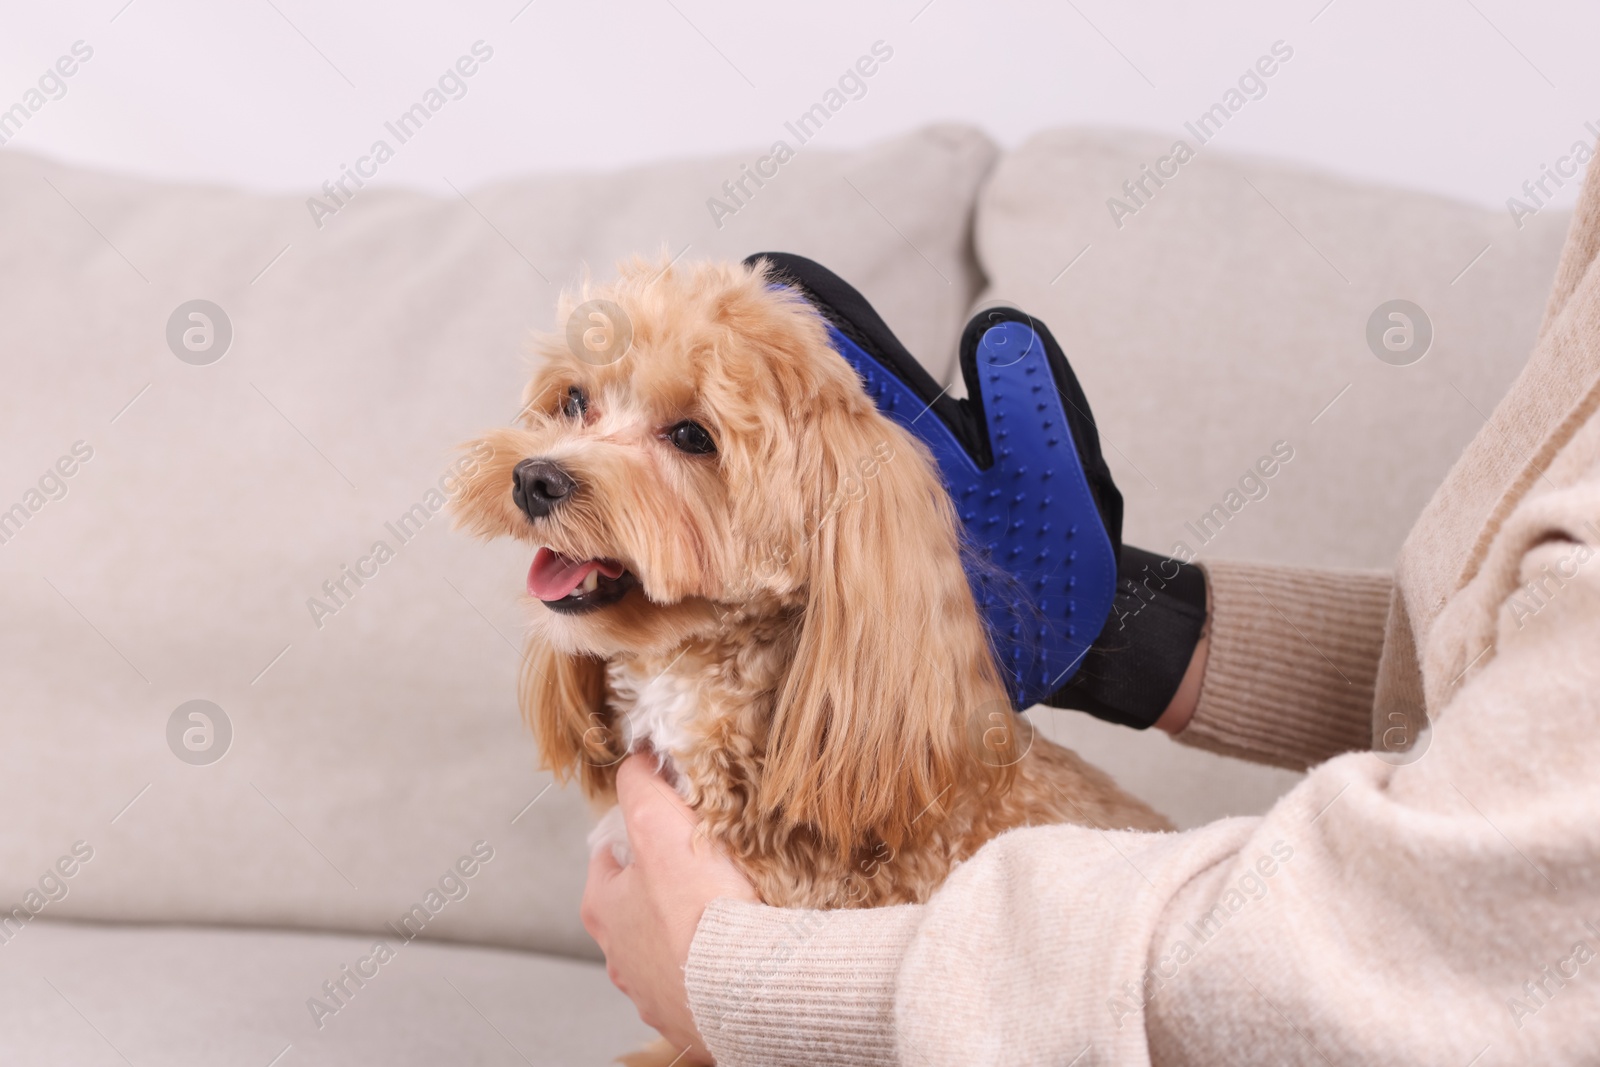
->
[683,154,1600,1066]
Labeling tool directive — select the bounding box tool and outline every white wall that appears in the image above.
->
[1,0,1596,212]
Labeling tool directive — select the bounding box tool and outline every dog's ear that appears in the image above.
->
[761,407,1017,861]
[519,641,620,798]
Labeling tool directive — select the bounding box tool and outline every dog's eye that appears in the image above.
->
[562,386,587,419]
[667,420,716,455]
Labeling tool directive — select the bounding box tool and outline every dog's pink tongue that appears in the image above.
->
[527,548,624,600]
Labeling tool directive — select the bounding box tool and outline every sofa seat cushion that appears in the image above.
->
[0,919,654,1065]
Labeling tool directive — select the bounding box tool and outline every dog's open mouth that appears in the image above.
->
[527,547,637,614]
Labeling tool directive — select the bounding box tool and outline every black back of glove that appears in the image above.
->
[1048,545,1208,729]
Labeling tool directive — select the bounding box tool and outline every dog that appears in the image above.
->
[453,254,1170,1056]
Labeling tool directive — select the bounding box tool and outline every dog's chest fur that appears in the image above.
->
[581,642,1168,908]
[607,659,700,781]
[584,659,703,865]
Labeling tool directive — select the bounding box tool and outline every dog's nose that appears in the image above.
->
[512,458,577,520]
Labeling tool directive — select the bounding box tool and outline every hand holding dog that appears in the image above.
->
[582,753,759,1064]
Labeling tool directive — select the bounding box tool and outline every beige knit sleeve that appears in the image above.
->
[1175,559,1392,770]
[1539,134,1600,340]
[684,822,1258,1067]
[687,533,1600,1065]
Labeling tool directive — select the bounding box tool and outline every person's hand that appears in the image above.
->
[581,752,760,1063]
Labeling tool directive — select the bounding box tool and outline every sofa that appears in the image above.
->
[0,124,1569,1063]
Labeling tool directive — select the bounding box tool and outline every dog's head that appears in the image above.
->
[455,256,1016,856]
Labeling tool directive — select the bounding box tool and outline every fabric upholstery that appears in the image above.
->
[0,919,652,1065]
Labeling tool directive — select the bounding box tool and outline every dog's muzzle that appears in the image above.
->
[512,458,576,521]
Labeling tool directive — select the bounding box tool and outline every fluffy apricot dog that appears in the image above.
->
[453,257,1168,922]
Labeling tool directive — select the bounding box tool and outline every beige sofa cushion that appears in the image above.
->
[0,125,995,960]
[0,920,650,1065]
[973,128,1570,826]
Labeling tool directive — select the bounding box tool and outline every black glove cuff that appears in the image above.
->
[1046,545,1208,729]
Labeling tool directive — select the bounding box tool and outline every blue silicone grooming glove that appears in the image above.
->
[751,253,1120,708]
[750,253,1206,726]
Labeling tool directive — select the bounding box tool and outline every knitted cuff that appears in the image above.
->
[685,897,923,1067]
[1178,559,1391,770]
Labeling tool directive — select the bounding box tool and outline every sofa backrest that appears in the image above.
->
[974,128,1571,570]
